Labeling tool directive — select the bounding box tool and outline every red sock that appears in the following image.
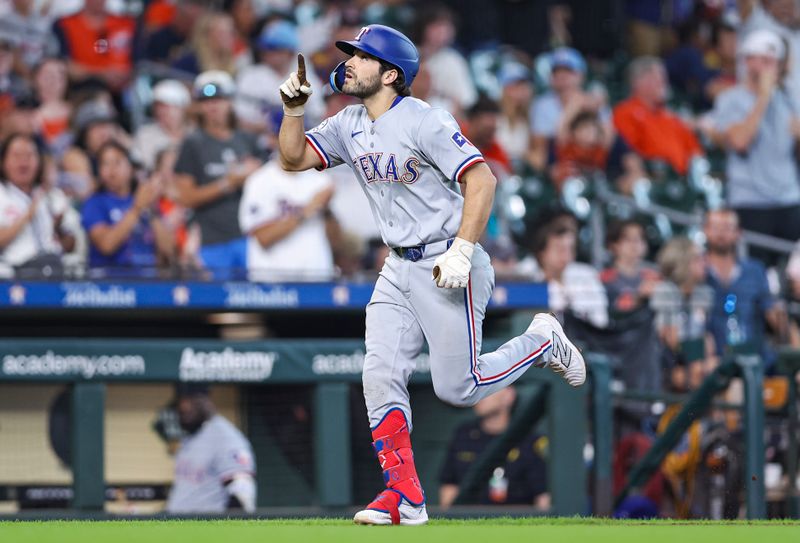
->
[370,409,424,505]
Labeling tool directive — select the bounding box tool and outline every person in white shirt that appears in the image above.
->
[235,20,325,134]
[412,5,477,117]
[133,79,191,171]
[0,133,76,276]
[516,209,608,329]
[239,159,336,282]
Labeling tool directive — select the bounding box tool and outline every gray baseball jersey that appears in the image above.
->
[166,414,256,513]
[304,95,554,433]
[305,96,484,248]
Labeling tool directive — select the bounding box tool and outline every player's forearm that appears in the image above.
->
[278,115,307,169]
[456,164,496,243]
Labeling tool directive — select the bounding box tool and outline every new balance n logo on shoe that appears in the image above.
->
[551,332,571,368]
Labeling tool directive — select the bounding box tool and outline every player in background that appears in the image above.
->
[165,384,256,514]
[277,25,586,525]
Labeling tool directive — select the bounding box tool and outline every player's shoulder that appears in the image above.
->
[206,415,250,443]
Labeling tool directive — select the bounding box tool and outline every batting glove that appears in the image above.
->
[432,237,474,289]
[280,53,312,117]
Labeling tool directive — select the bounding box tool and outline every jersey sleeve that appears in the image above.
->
[214,439,256,480]
[305,114,347,171]
[416,108,485,183]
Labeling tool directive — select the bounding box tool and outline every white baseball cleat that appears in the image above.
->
[527,313,586,387]
[353,500,428,526]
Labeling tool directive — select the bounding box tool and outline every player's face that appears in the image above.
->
[177,397,205,433]
[342,51,384,98]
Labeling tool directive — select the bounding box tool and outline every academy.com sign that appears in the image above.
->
[179,347,277,381]
[2,351,146,379]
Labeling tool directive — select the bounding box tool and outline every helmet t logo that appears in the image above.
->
[355,26,371,41]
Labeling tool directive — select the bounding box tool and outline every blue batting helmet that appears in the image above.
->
[329,25,420,93]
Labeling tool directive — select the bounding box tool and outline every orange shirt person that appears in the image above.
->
[613,57,702,175]
[53,0,135,91]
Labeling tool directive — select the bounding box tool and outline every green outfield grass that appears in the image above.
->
[1,517,798,543]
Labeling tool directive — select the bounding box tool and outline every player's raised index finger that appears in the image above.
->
[297,53,307,85]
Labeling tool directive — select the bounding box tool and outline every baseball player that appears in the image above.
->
[165,384,257,514]
[277,25,586,525]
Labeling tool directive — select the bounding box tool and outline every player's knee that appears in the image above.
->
[432,382,477,408]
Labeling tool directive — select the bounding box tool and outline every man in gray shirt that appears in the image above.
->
[166,384,257,514]
[174,71,265,278]
[711,29,800,265]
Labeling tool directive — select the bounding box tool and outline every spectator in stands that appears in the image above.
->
[166,384,256,514]
[709,29,800,265]
[133,79,191,171]
[172,11,245,77]
[0,0,57,78]
[61,98,128,200]
[601,220,660,315]
[0,36,30,118]
[529,47,610,172]
[517,209,608,328]
[704,13,739,104]
[651,237,715,391]
[235,20,325,135]
[143,0,208,66]
[613,56,703,176]
[239,158,336,282]
[439,387,549,509]
[550,111,612,191]
[464,96,511,178]
[704,209,787,367]
[174,71,263,278]
[495,62,535,171]
[53,0,136,93]
[81,140,174,271]
[154,146,199,271]
[0,133,77,276]
[412,4,477,117]
[224,0,261,48]
[32,58,72,155]
[738,0,800,95]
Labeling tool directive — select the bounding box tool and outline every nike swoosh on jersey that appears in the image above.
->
[351,130,364,137]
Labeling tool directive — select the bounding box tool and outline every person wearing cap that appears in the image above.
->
[710,28,800,265]
[133,80,191,170]
[738,0,800,95]
[496,62,535,168]
[173,70,264,278]
[529,47,610,172]
[613,56,703,176]
[165,384,257,514]
[235,20,325,134]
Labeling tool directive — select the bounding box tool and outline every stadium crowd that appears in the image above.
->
[1,0,800,517]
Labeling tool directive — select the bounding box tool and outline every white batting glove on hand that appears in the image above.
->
[432,237,474,289]
[279,54,312,117]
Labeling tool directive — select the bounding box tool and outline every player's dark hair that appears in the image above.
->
[0,132,46,188]
[378,59,412,97]
[569,110,601,133]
